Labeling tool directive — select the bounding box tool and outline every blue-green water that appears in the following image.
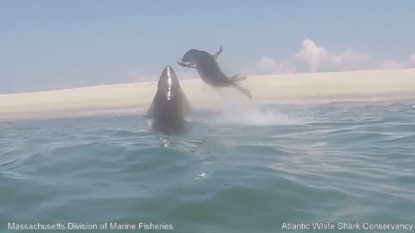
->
[1,101,414,233]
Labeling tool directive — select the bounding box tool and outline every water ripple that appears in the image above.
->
[1,102,414,232]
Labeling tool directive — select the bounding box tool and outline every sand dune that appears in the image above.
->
[1,69,415,121]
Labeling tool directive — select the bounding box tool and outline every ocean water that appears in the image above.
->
[0,99,415,233]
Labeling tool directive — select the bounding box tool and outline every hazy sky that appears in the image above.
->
[1,0,414,93]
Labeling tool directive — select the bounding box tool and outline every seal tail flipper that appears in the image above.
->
[212,46,223,60]
[231,83,252,98]
[228,73,247,82]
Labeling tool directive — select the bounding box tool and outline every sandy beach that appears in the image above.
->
[1,69,415,121]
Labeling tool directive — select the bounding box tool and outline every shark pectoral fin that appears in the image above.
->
[177,61,196,68]
[212,45,223,60]
[183,100,192,119]
[184,112,192,122]
[146,102,154,118]
[228,73,247,82]
[180,92,192,122]
[183,104,192,122]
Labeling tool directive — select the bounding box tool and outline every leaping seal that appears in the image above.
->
[177,46,251,98]
[146,65,192,135]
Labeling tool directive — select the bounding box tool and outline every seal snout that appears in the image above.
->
[177,50,198,68]
[177,61,195,68]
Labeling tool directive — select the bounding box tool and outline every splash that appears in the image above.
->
[214,105,305,126]
[208,88,306,126]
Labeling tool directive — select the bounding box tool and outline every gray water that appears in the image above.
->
[0,100,414,233]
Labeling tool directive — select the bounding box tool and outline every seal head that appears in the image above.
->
[178,46,223,68]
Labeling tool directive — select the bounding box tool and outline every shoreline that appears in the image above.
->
[1,69,415,121]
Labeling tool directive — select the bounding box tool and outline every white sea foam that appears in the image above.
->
[203,88,307,126]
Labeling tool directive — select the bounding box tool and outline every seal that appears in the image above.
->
[146,65,192,134]
[177,46,251,98]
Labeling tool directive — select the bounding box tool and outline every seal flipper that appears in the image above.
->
[231,83,252,98]
[177,61,196,68]
[228,73,247,82]
[212,46,223,60]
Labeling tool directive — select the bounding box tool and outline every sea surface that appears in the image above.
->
[0,99,415,233]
